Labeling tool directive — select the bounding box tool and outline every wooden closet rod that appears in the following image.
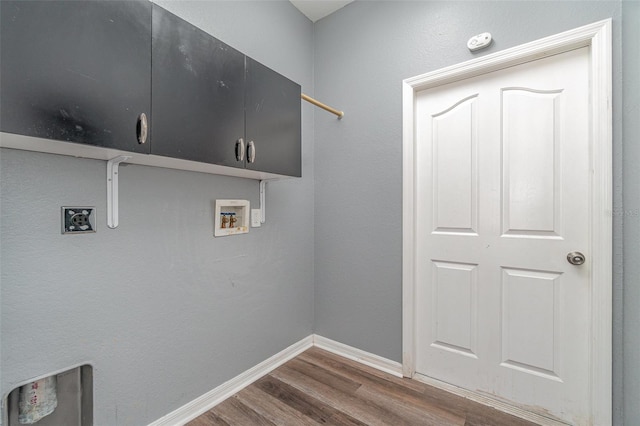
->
[301,93,344,119]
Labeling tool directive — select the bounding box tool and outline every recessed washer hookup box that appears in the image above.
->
[214,200,250,237]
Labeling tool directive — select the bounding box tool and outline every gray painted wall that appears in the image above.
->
[0,1,314,425]
[312,1,633,424]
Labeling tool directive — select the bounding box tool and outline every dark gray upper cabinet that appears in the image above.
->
[245,58,302,177]
[152,5,301,176]
[1,1,301,178]
[151,5,246,168]
[0,0,152,153]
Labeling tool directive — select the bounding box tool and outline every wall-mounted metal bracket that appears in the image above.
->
[259,180,266,224]
[107,156,131,229]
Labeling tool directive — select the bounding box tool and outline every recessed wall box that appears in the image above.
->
[5,364,93,426]
[62,207,96,234]
[214,200,250,237]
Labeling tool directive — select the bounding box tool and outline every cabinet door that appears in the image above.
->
[245,58,301,177]
[0,1,151,153]
[151,5,246,167]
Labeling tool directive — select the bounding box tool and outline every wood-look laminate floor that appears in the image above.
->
[187,347,540,426]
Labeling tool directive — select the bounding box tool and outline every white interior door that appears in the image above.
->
[414,47,592,424]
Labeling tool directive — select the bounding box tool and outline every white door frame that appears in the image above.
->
[402,20,612,424]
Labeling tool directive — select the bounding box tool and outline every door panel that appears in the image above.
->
[431,261,478,358]
[415,47,590,424]
[432,95,479,234]
[500,267,562,379]
[502,89,563,236]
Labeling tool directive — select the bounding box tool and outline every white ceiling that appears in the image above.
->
[289,0,353,22]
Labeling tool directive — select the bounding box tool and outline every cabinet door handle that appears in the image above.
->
[137,113,148,144]
[247,141,256,163]
[235,138,245,162]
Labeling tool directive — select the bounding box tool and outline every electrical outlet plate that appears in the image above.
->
[62,207,96,234]
[214,200,250,237]
[251,209,262,228]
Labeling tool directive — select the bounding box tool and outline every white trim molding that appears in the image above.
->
[148,334,403,425]
[313,335,403,378]
[148,336,313,426]
[402,19,612,425]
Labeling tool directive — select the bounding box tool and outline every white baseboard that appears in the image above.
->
[148,335,313,426]
[312,334,403,378]
[150,333,572,426]
[148,334,402,425]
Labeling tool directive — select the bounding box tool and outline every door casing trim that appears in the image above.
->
[401,19,612,424]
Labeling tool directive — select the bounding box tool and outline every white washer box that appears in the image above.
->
[214,200,250,237]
